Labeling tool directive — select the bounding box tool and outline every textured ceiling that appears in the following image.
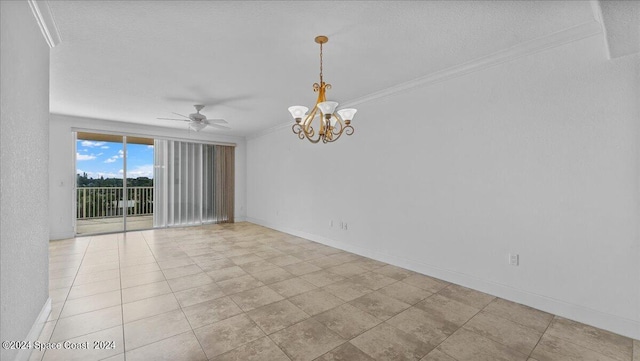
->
[48,1,596,136]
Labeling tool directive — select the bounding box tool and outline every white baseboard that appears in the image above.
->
[246,217,640,340]
[14,298,51,361]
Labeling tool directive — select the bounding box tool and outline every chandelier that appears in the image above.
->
[289,36,357,144]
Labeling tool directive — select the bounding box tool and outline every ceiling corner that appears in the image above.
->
[28,0,61,48]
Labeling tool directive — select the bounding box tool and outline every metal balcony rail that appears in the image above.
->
[77,186,153,219]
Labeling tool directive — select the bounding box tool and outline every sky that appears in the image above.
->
[76,140,154,179]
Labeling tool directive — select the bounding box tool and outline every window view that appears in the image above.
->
[75,132,154,235]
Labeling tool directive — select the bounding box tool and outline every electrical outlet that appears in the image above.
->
[344,223,348,230]
[508,253,519,266]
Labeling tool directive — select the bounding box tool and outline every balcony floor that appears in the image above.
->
[76,215,153,235]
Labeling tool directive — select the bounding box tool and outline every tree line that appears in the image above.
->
[77,172,153,187]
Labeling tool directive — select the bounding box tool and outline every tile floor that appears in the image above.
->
[34,222,639,361]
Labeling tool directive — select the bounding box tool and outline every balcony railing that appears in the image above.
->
[77,186,153,219]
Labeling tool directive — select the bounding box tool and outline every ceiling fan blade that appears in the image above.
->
[157,117,190,122]
[208,123,231,130]
[206,118,228,124]
[171,112,192,120]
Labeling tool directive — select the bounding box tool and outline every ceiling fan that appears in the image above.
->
[158,105,230,132]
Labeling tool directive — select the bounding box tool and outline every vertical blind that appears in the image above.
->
[154,140,234,228]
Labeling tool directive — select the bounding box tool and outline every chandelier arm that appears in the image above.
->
[344,125,354,136]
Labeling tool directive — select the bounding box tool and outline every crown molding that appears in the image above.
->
[248,20,602,141]
[28,0,61,48]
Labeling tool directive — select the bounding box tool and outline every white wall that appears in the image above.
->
[0,2,51,360]
[246,34,640,338]
[49,114,247,240]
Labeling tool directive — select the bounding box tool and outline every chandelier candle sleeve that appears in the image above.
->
[289,35,357,144]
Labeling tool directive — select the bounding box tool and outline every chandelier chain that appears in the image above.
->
[319,42,323,83]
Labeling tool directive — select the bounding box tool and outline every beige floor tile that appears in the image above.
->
[239,259,279,274]
[43,325,123,361]
[269,277,317,298]
[421,349,458,361]
[350,322,432,361]
[249,266,294,284]
[207,266,248,282]
[415,294,480,327]
[437,328,528,361]
[289,288,344,316]
[47,302,63,322]
[123,293,180,323]
[51,306,122,342]
[209,336,290,361]
[463,311,543,355]
[49,267,79,280]
[323,280,373,302]
[300,270,346,287]
[316,342,376,361]
[230,253,263,265]
[126,331,207,361]
[124,309,192,350]
[161,264,203,280]
[229,285,284,311]
[378,281,432,305]
[326,263,369,278]
[544,317,633,361]
[531,333,622,361]
[387,307,456,348]
[402,274,449,293]
[350,272,397,290]
[167,272,214,292]
[67,277,121,300]
[349,291,411,321]
[314,303,381,339]
[173,282,225,307]
[59,290,121,318]
[483,298,554,333]
[283,261,323,276]
[194,314,265,359]
[155,255,192,268]
[119,255,157,268]
[49,276,75,290]
[438,284,495,309]
[246,299,309,334]
[182,296,243,329]
[119,262,160,277]
[121,280,172,303]
[373,264,416,280]
[267,254,303,267]
[77,261,119,275]
[309,256,347,269]
[271,318,345,361]
[217,274,265,295]
[72,269,120,286]
[121,270,166,289]
[49,287,70,305]
[198,258,235,272]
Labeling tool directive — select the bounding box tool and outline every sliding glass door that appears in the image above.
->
[75,132,154,235]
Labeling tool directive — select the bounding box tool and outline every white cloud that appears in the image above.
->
[76,153,96,161]
[81,140,106,148]
[126,164,154,178]
[147,145,154,149]
[118,149,124,158]
[101,146,109,149]
[104,158,116,163]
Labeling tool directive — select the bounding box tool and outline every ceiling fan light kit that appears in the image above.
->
[289,36,357,144]
[158,104,230,132]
